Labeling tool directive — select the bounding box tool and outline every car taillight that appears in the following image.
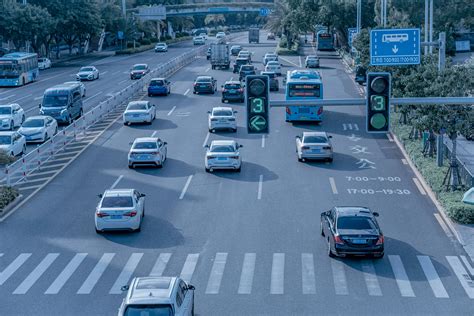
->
[323,146,331,150]
[301,146,310,150]
[124,210,137,217]
[193,83,197,86]
[376,235,384,245]
[239,88,244,92]
[228,118,235,121]
[211,118,217,122]
[334,235,344,245]
[286,107,291,115]
[208,156,215,159]
[230,156,239,159]
[317,107,323,115]
[96,212,108,218]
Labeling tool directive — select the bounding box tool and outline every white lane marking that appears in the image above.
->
[205,67,210,72]
[41,71,72,82]
[229,77,233,81]
[460,256,474,275]
[179,175,193,200]
[387,133,394,142]
[122,71,129,74]
[83,91,102,103]
[111,70,121,75]
[206,252,228,294]
[279,56,300,67]
[110,175,123,189]
[0,253,32,285]
[354,123,359,131]
[0,90,12,96]
[13,253,59,294]
[202,132,210,147]
[167,106,176,116]
[417,255,449,298]
[180,254,199,283]
[413,178,427,195]
[343,124,347,131]
[25,106,39,114]
[331,259,348,295]
[257,175,263,200]
[77,253,115,294]
[34,96,43,100]
[298,56,302,68]
[0,94,15,101]
[388,255,415,297]
[238,253,256,294]
[302,253,316,294]
[151,131,157,137]
[261,135,265,148]
[270,253,285,294]
[401,159,408,165]
[446,256,474,299]
[118,79,127,85]
[149,253,172,277]
[45,253,88,294]
[12,94,32,103]
[434,213,453,238]
[101,71,108,75]
[361,260,382,296]
[184,88,190,95]
[110,253,144,294]
[329,177,338,194]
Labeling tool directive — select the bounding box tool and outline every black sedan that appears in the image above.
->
[321,206,384,258]
[193,76,217,94]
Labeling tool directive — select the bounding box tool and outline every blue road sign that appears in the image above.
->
[260,7,270,16]
[370,28,420,66]
[348,27,358,47]
[117,31,124,40]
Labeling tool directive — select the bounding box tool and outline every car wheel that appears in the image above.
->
[128,163,134,169]
[97,74,100,79]
[320,221,325,236]
[236,166,241,173]
[211,90,215,94]
[327,238,335,258]
[135,223,141,233]
[21,115,25,124]
[148,93,151,97]
[211,129,216,133]
[327,158,333,163]
[232,128,237,133]
[205,167,210,173]
[95,228,102,234]
[9,121,14,131]
[193,91,196,94]
[10,151,14,156]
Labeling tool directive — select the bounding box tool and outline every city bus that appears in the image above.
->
[317,32,335,51]
[0,52,39,87]
[285,70,324,122]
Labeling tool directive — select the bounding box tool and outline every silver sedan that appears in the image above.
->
[205,140,242,172]
[208,107,237,133]
[296,131,333,162]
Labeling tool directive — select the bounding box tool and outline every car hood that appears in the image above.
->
[0,114,13,120]
[337,228,379,236]
[19,127,44,135]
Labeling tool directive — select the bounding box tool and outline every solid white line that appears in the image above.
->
[279,56,300,67]
[110,175,123,189]
[83,91,102,103]
[354,123,359,131]
[331,259,348,295]
[110,253,144,294]
[413,178,427,195]
[238,253,256,294]
[13,253,59,294]
[298,56,302,68]
[118,79,127,85]
[0,94,15,101]
[417,255,449,298]
[460,256,474,275]
[149,253,172,277]
[167,106,176,116]
[261,135,265,148]
[205,67,210,72]
[361,260,382,296]
[446,256,474,298]
[0,253,32,285]
[387,133,394,142]
[434,213,453,238]
[206,252,228,294]
[270,253,285,294]
[388,255,415,297]
[180,253,199,283]
[257,175,263,200]
[184,88,190,95]
[329,177,338,194]
[45,253,88,294]
[202,132,210,147]
[77,253,115,294]
[179,175,193,200]
[401,159,408,165]
[12,94,32,103]
[302,253,316,294]
[151,131,157,137]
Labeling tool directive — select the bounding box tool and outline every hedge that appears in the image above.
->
[391,112,474,224]
[115,37,192,55]
[0,186,19,211]
[276,41,299,56]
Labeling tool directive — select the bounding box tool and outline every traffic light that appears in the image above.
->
[366,72,391,133]
[246,75,269,134]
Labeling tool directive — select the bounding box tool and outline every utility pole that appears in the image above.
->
[122,0,126,17]
[356,0,361,33]
[380,0,387,27]
[424,0,428,55]
[429,0,433,54]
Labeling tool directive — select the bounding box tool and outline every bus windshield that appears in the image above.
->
[288,83,321,98]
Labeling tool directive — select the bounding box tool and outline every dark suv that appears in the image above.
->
[193,76,217,94]
[261,71,279,91]
[233,57,249,73]
[221,81,244,103]
[239,65,256,81]
[320,206,384,258]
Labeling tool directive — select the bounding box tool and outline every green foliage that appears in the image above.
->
[116,36,191,55]
[0,151,16,165]
[0,186,19,211]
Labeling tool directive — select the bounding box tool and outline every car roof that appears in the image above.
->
[0,103,16,107]
[151,77,166,81]
[27,115,47,120]
[80,66,95,69]
[0,131,16,136]
[133,137,159,143]
[128,101,148,106]
[267,61,279,64]
[133,63,148,67]
[127,277,177,305]
[196,76,212,80]
[212,106,233,112]
[303,131,328,137]
[103,189,134,197]
[210,140,236,146]
[334,206,373,217]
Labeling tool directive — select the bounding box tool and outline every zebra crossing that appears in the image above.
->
[0,252,473,299]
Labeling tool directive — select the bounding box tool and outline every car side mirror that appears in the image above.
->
[187,284,195,291]
[373,212,380,217]
[204,144,209,148]
[97,194,103,198]
[207,111,211,114]
[239,144,243,148]
[140,193,146,197]
[121,285,129,292]
[163,142,167,145]
[38,104,42,108]
[328,135,333,138]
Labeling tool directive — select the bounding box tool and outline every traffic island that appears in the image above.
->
[0,186,21,220]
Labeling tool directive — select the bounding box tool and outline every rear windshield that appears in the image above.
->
[101,196,133,208]
[337,217,376,230]
[225,84,241,89]
[196,77,211,83]
[241,66,253,71]
[134,142,157,149]
[133,65,146,70]
[124,304,173,316]
[210,145,235,152]
[213,109,233,116]
[150,80,164,86]
[303,136,327,143]
[127,103,147,110]
[236,59,248,65]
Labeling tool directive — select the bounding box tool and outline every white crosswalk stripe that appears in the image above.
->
[446,256,474,299]
[331,259,348,295]
[361,260,382,296]
[205,253,227,294]
[45,253,87,294]
[270,253,285,294]
[238,253,256,294]
[417,256,449,298]
[149,253,172,277]
[388,255,415,297]
[180,254,199,283]
[301,253,316,294]
[13,253,59,294]
[110,253,144,294]
[0,253,31,286]
[77,253,115,294]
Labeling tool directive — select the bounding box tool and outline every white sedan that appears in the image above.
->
[296,131,333,162]
[76,66,99,81]
[18,115,58,143]
[0,103,25,130]
[0,131,26,156]
[128,137,167,169]
[208,107,237,133]
[63,81,86,97]
[265,61,282,76]
[95,189,145,233]
[38,57,52,70]
[205,140,242,172]
[123,101,156,125]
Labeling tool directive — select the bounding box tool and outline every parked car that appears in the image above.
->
[148,78,171,96]
[295,131,333,162]
[18,116,58,143]
[123,101,156,125]
[130,64,149,80]
[305,55,320,68]
[261,71,279,91]
[193,76,217,94]
[76,66,99,81]
[0,131,26,156]
[38,57,52,70]
[128,137,167,169]
[221,81,244,103]
[154,42,168,52]
[0,103,25,130]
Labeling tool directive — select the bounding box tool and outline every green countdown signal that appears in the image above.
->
[246,75,269,134]
[370,95,386,111]
[250,97,266,113]
[366,73,391,133]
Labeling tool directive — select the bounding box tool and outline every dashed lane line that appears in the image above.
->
[12,94,32,103]
[412,178,427,195]
[261,135,265,148]
[179,175,193,200]
[168,106,176,116]
[202,132,210,147]
[83,91,102,103]
[184,88,190,95]
[329,177,338,194]
[110,175,123,190]
[257,175,263,200]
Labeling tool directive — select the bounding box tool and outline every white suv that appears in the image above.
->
[118,277,195,316]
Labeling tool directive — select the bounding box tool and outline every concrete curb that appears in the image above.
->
[0,194,23,221]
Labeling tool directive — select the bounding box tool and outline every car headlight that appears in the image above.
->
[39,109,45,115]
[2,119,9,123]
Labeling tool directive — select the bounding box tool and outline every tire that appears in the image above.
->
[128,163,134,169]
[135,223,141,233]
[95,228,102,234]
[9,121,14,131]
[236,166,241,173]
[211,129,216,133]
[232,128,237,133]
[97,74,100,79]
[320,221,325,236]
[148,93,151,97]
[328,238,335,258]
[205,167,210,173]
[328,158,333,163]
[211,90,215,94]
[54,127,58,135]
[21,115,25,124]
[193,91,196,94]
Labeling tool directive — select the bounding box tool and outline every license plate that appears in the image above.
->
[111,215,122,220]
[311,149,321,153]
[299,116,309,120]
[229,89,236,93]
[139,155,148,159]
[352,239,367,244]
[133,114,139,117]
[200,85,206,88]
[218,157,227,161]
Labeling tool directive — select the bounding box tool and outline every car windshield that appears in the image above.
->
[0,135,12,145]
[127,103,147,110]
[225,84,241,89]
[268,61,279,66]
[124,304,173,316]
[241,66,253,71]
[133,65,146,70]
[231,46,241,50]
[156,43,165,47]
[134,142,157,149]
[0,107,12,115]
[101,196,133,208]
[38,58,46,62]
[197,77,211,83]
[210,144,235,152]
[337,216,377,230]
[150,80,164,86]
[22,119,44,128]
[213,109,233,116]
[303,136,327,143]
[43,94,68,107]
[80,67,93,72]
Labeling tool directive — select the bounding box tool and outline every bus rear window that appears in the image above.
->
[288,84,320,97]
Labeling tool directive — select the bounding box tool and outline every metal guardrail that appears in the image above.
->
[4,45,206,187]
[442,139,474,188]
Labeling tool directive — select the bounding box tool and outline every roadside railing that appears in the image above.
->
[4,45,206,186]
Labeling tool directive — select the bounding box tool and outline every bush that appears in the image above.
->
[0,186,19,211]
[140,38,151,45]
[126,42,141,48]
[165,35,172,40]
[150,37,158,43]
[0,151,16,165]
[160,36,166,42]
[279,36,288,48]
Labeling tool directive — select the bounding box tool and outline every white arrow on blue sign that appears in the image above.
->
[370,28,421,66]
[259,7,270,16]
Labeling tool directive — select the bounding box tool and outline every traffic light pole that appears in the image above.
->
[421,32,446,71]
[269,97,474,107]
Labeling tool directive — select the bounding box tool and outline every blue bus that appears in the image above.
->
[317,32,334,51]
[0,52,39,87]
[285,70,324,122]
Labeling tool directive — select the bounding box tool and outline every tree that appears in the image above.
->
[100,0,125,35]
[204,14,225,29]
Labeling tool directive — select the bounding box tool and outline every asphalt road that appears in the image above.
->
[0,33,473,316]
